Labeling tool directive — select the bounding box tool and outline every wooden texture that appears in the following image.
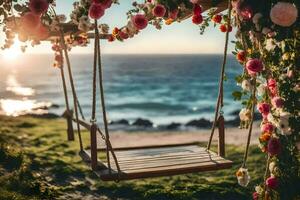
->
[79,144,233,181]
[90,123,98,170]
[66,114,74,141]
[218,115,225,157]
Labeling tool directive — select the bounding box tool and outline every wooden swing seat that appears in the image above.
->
[79,142,232,181]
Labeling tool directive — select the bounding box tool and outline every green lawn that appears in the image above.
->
[0,115,267,200]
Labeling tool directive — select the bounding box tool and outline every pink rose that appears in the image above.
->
[271,97,284,108]
[268,138,281,156]
[257,102,270,119]
[252,192,259,200]
[20,12,40,33]
[152,4,166,17]
[34,24,49,40]
[266,176,279,189]
[89,3,105,19]
[270,2,298,27]
[267,78,277,96]
[261,122,274,133]
[190,0,199,4]
[29,0,49,15]
[246,58,263,76]
[132,14,148,30]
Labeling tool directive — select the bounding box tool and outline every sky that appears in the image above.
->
[0,0,235,54]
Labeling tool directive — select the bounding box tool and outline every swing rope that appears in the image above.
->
[59,28,84,151]
[207,0,232,151]
[92,20,121,175]
[241,78,257,168]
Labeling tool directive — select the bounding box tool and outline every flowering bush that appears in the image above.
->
[232,0,300,199]
[1,0,299,199]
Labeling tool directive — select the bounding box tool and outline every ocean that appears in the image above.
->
[0,54,242,127]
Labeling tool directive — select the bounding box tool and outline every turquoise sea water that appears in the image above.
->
[0,54,242,125]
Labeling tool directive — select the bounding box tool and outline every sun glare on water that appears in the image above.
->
[1,38,22,60]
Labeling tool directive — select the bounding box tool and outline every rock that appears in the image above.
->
[166,123,181,130]
[225,118,240,127]
[109,119,129,125]
[185,118,212,128]
[132,118,153,127]
[24,113,60,119]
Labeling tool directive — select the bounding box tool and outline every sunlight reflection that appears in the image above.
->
[0,99,51,116]
[6,75,35,96]
[1,37,22,60]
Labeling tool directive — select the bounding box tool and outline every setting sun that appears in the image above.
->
[1,37,22,60]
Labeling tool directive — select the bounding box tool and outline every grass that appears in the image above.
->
[0,115,267,200]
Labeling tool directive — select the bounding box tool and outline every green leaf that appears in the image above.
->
[232,91,242,101]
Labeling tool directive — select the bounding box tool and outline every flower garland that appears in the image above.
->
[232,0,300,199]
[106,0,231,42]
[1,0,299,199]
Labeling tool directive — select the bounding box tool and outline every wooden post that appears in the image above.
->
[218,115,225,157]
[90,123,98,170]
[66,111,74,141]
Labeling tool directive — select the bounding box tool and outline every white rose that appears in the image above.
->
[277,112,292,135]
[269,162,276,173]
[265,39,277,51]
[262,27,271,35]
[252,13,263,24]
[236,168,250,187]
[255,185,263,194]
[257,83,266,97]
[241,79,252,92]
[239,108,251,121]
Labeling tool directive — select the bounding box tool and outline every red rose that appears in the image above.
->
[246,58,263,75]
[132,14,148,30]
[252,192,259,200]
[152,4,166,17]
[93,0,112,9]
[212,15,222,23]
[268,138,281,156]
[169,9,179,19]
[236,51,246,62]
[192,15,203,24]
[89,3,105,19]
[240,6,253,20]
[20,12,40,33]
[193,4,202,16]
[108,35,115,42]
[219,24,227,32]
[266,176,279,189]
[29,0,49,15]
[119,30,129,40]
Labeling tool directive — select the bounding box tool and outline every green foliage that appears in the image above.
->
[0,115,269,200]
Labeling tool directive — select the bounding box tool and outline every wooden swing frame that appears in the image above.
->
[54,0,232,181]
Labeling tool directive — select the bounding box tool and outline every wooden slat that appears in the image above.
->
[79,145,233,181]
[97,141,201,151]
[97,158,232,181]
[116,153,219,165]
[108,156,224,171]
